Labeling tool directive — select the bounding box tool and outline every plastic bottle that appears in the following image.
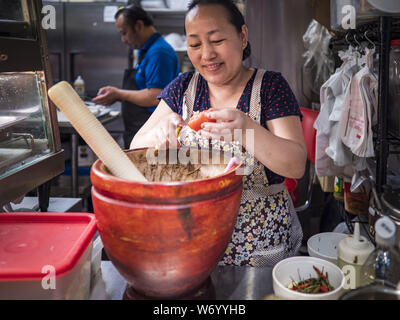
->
[333,176,344,201]
[388,39,400,136]
[337,222,375,290]
[74,75,85,100]
[360,216,400,289]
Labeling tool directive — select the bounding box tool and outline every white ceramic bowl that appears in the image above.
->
[307,232,348,265]
[272,256,345,300]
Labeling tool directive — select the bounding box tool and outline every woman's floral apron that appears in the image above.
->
[179,69,303,267]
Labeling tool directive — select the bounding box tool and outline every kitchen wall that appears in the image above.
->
[44,1,187,98]
[245,0,314,108]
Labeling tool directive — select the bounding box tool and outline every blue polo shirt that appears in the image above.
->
[135,32,180,112]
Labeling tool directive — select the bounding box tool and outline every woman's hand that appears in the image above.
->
[200,109,307,179]
[92,86,121,106]
[153,112,185,149]
[198,108,251,143]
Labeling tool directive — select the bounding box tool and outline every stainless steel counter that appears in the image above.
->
[90,261,274,300]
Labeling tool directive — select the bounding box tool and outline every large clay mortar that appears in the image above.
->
[91,148,243,298]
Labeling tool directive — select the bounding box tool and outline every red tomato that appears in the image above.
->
[188,110,216,131]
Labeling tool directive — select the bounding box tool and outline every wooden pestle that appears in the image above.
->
[48,81,148,182]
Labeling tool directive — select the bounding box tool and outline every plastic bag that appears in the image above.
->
[314,52,356,176]
[339,48,378,158]
[302,20,335,103]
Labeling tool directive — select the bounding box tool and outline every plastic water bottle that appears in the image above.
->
[74,75,85,100]
[360,216,400,289]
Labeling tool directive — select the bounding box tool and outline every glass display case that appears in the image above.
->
[0,72,57,177]
[0,0,64,209]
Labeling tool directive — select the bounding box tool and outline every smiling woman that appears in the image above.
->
[185,0,251,87]
[130,0,307,267]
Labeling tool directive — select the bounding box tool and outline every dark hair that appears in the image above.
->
[115,5,154,28]
[186,0,251,60]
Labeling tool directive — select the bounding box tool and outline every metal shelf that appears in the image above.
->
[330,16,400,195]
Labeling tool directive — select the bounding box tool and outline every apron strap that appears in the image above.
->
[248,68,266,122]
[243,68,273,189]
[182,71,200,123]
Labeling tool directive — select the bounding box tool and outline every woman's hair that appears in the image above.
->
[115,5,154,28]
[186,0,251,60]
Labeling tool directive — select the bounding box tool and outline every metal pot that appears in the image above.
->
[367,186,400,249]
[340,283,400,300]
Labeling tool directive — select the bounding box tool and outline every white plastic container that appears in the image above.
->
[0,212,97,300]
[307,232,348,264]
[337,223,375,290]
